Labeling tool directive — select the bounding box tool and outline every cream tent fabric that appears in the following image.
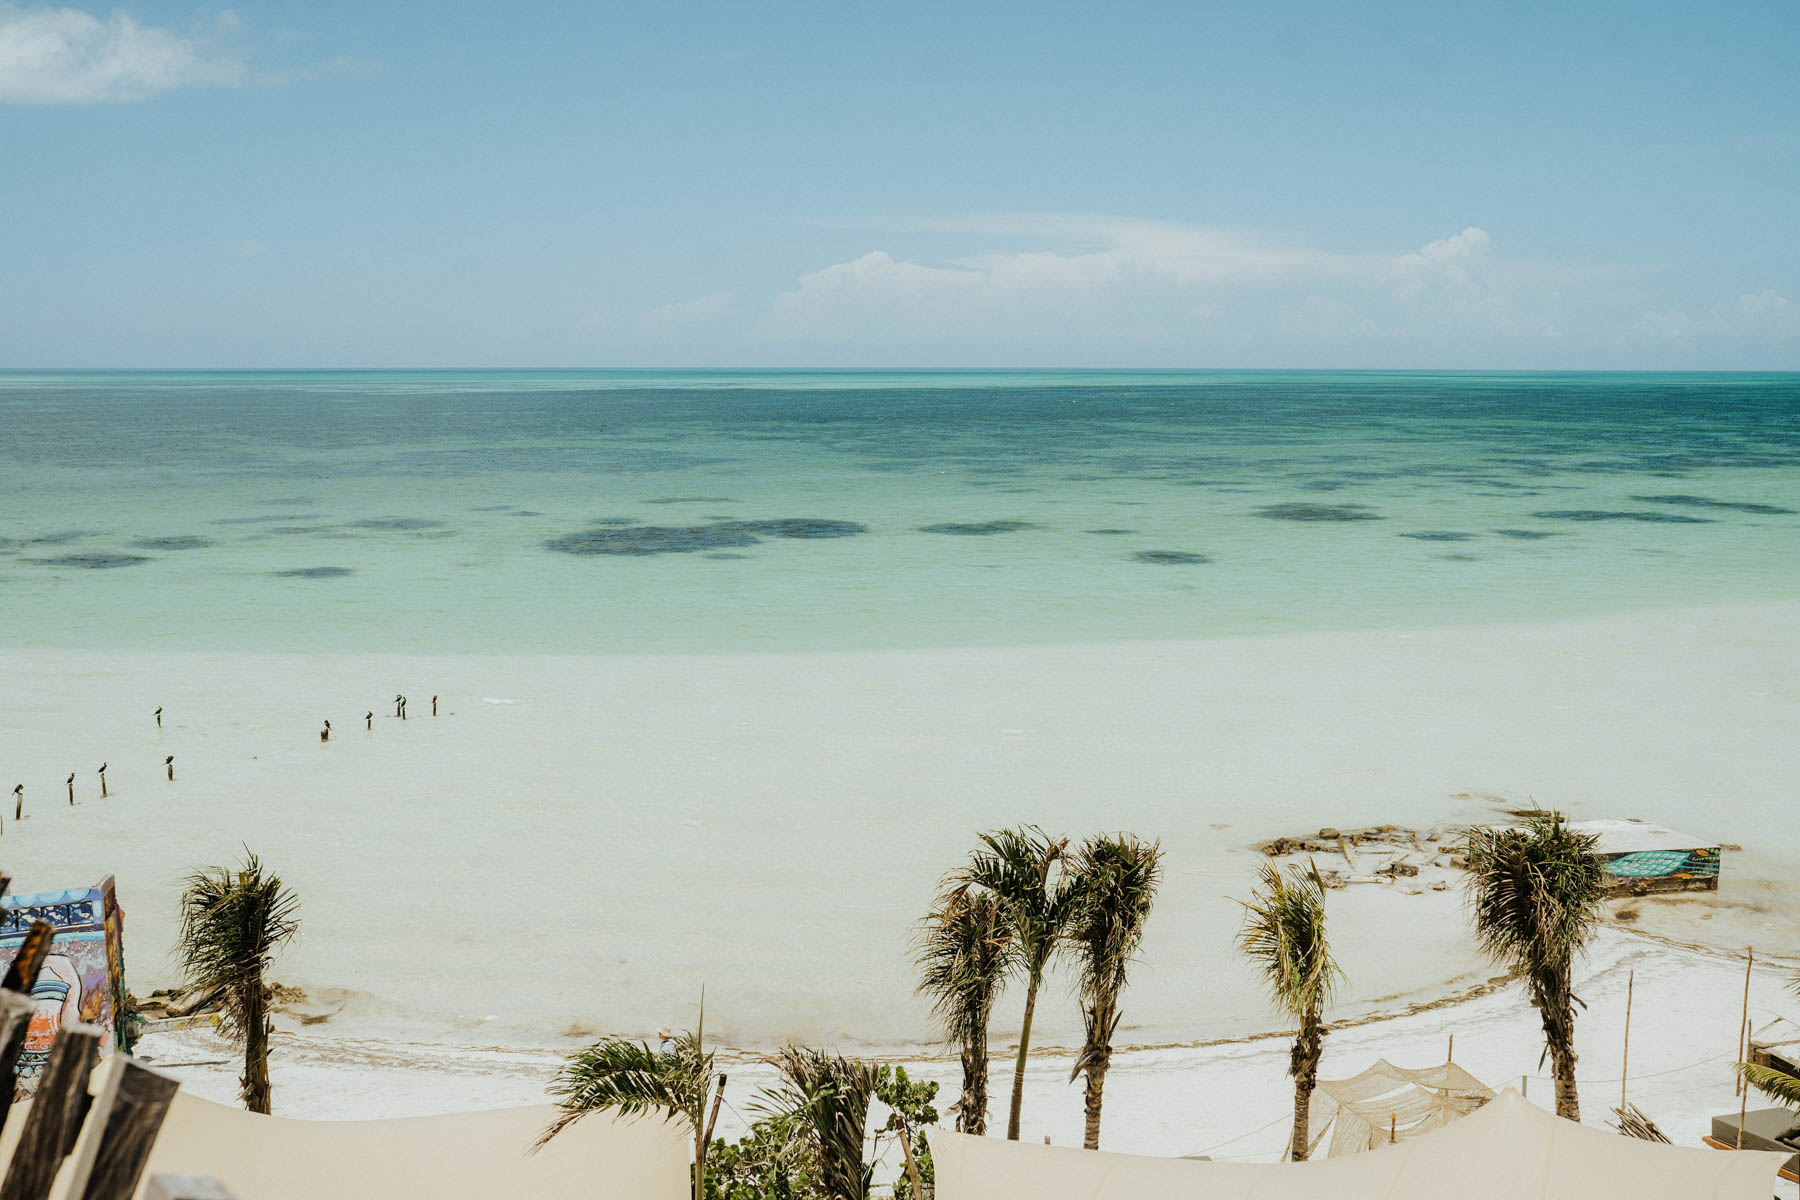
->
[929,1090,1786,1200]
[1306,1057,1495,1156]
[131,1092,690,1200]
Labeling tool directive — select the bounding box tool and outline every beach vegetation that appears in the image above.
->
[1737,969,1800,1127]
[1236,860,1341,1162]
[539,1030,719,1200]
[757,1046,883,1200]
[1065,833,1162,1150]
[954,826,1083,1140]
[175,850,300,1115]
[916,882,1014,1135]
[1462,811,1606,1121]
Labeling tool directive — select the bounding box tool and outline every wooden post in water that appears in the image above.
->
[320,720,331,744]
[98,763,107,798]
[1736,947,1754,1096]
[1446,1033,1453,1063]
[395,694,404,719]
[66,774,74,805]
[164,757,174,782]
[154,707,162,729]
[1620,969,1634,1110]
[431,695,438,716]
[364,711,372,730]
[11,786,19,822]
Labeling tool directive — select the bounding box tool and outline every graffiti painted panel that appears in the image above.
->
[0,875,129,1085]
[1603,847,1721,881]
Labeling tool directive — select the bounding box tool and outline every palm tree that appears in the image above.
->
[917,883,1014,1134]
[1237,860,1340,1162]
[960,826,1080,1140]
[760,1047,881,1200]
[1065,833,1161,1150]
[539,1030,718,1200]
[176,851,300,1115]
[1463,811,1606,1121]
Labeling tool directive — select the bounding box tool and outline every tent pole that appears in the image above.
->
[1736,947,1754,1097]
[1620,969,1634,1110]
[1446,1034,1453,1064]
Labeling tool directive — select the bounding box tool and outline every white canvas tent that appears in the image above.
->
[930,1090,1786,1200]
[1306,1057,1495,1156]
[130,1092,691,1200]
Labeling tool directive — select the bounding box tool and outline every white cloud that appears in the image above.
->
[638,291,736,332]
[759,216,1554,350]
[0,5,370,105]
[0,5,249,104]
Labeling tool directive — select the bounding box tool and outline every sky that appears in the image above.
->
[2,0,1798,369]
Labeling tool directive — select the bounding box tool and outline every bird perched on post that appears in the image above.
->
[165,755,175,781]
[12,785,21,821]
[98,762,108,797]
[155,706,163,728]
[365,711,373,730]
[321,719,331,743]
[66,773,75,805]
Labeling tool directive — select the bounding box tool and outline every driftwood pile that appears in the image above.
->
[1255,825,1465,893]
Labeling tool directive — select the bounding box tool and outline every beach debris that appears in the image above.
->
[166,755,175,781]
[155,706,163,728]
[98,762,107,798]
[1610,1103,1671,1143]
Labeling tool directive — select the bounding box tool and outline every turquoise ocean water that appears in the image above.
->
[3,369,1799,652]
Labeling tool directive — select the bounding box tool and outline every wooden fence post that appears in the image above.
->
[62,1057,182,1200]
[0,1025,103,1200]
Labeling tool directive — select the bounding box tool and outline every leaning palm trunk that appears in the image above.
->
[1287,1014,1323,1160]
[241,978,272,1115]
[1007,974,1041,1141]
[959,1037,990,1135]
[1076,1005,1118,1150]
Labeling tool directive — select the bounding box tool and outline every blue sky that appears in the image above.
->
[3,0,1797,367]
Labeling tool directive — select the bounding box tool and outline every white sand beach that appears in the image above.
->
[5,600,1798,1053]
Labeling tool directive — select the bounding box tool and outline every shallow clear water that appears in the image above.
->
[4,369,1799,652]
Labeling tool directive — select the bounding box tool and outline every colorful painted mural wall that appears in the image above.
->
[0,875,130,1085]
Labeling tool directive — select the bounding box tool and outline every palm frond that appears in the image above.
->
[1462,811,1606,981]
[1236,861,1341,1023]
[1066,834,1162,1009]
[758,1047,880,1200]
[916,883,1014,1049]
[537,1033,712,1149]
[1740,1062,1800,1109]
[958,826,1079,975]
[175,851,299,1041]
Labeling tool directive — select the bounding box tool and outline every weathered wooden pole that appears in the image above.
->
[364,711,372,730]
[154,707,162,729]
[164,756,174,782]
[395,694,404,718]
[67,774,75,805]
[60,1056,182,1200]
[11,786,20,821]
[1736,947,1754,1096]
[1620,969,1634,1110]
[98,763,108,798]
[431,694,438,716]
[320,720,331,743]
[1737,1017,1751,1149]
